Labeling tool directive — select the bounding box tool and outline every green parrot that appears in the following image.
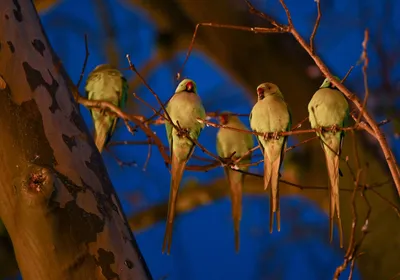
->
[250,82,292,233]
[308,76,349,248]
[216,112,254,252]
[85,64,128,153]
[163,78,206,254]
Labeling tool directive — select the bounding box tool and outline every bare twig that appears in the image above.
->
[76,34,90,90]
[126,54,175,126]
[197,118,388,138]
[355,29,370,126]
[309,0,321,54]
[341,66,354,83]
[178,22,289,78]
[143,137,152,171]
[105,147,137,168]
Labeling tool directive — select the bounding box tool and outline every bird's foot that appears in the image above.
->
[263,132,270,140]
[272,131,280,140]
[177,127,190,138]
[330,124,340,134]
[99,109,106,115]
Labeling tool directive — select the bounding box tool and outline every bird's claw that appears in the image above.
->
[330,124,340,134]
[263,132,280,140]
[177,128,190,138]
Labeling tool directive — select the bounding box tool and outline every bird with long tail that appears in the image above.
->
[216,112,254,252]
[163,78,206,254]
[308,76,349,248]
[250,82,291,233]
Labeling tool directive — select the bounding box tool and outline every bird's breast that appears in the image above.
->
[250,97,290,132]
[168,93,204,128]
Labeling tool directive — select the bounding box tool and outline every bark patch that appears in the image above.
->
[31,39,46,56]
[0,87,56,167]
[70,108,87,133]
[62,134,77,152]
[22,62,60,113]
[95,248,120,280]
[12,0,23,22]
[53,200,104,244]
[85,151,113,195]
[7,41,15,53]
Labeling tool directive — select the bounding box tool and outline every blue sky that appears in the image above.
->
[30,0,400,279]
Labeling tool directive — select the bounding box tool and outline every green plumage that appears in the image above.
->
[216,112,254,252]
[308,76,349,248]
[163,78,206,254]
[85,64,128,153]
[250,82,291,233]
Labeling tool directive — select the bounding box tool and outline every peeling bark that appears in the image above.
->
[0,1,152,279]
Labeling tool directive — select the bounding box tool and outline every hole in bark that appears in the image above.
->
[124,259,133,269]
[28,172,46,192]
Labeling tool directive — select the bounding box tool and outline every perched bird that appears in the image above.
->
[308,76,349,248]
[163,78,206,254]
[216,112,254,252]
[85,64,128,153]
[250,82,291,233]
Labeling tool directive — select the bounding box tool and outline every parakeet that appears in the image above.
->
[163,78,206,254]
[250,83,291,233]
[308,76,349,248]
[216,112,254,252]
[85,64,128,153]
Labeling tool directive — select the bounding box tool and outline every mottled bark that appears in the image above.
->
[0,1,152,279]
[127,1,400,279]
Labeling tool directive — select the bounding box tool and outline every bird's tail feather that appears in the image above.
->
[325,150,343,248]
[227,169,244,253]
[162,154,187,255]
[263,152,272,191]
[93,115,113,153]
[270,156,281,233]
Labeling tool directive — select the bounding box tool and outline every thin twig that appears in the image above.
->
[309,0,321,54]
[177,22,288,78]
[76,34,89,90]
[143,137,152,171]
[341,66,354,83]
[126,54,175,127]
[355,29,370,126]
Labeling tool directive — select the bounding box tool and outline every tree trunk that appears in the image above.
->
[0,1,152,279]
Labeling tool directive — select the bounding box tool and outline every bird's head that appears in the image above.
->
[218,111,240,125]
[175,78,197,94]
[256,82,282,100]
[320,76,341,89]
[89,64,123,79]
[218,111,230,125]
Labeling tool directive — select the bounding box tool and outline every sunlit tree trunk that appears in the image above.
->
[0,1,152,279]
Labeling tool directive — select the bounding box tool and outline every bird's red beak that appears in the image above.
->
[257,87,264,95]
[186,82,193,92]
